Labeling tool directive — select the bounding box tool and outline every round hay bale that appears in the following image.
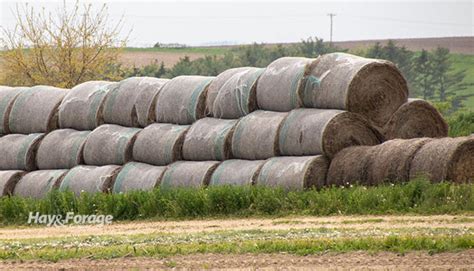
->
[279,109,381,159]
[367,138,433,185]
[36,129,90,169]
[206,67,250,116]
[256,156,329,190]
[155,76,215,124]
[113,162,166,193]
[409,136,474,183]
[209,159,265,186]
[83,124,141,166]
[132,123,188,166]
[0,170,25,196]
[231,110,288,160]
[383,99,448,140]
[59,81,116,130]
[0,133,44,171]
[256,57,317,111]
[182,118,238,161]
[212,67,265,118]
[326,146,373,186]
[59,165,121,196]
[0,86,23,135]
[13,169,68,199]
[304,53,408,127]
[160,161,220,188]
[9,85,67,134]
[134,77,169,127]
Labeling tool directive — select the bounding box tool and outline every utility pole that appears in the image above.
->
[327,13,336,46]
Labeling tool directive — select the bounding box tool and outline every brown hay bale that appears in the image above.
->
[113,162,166,193]
[13,169,68,199]
[59,165,121,196]
[409,136,474,183]
[59,81,116,130]
[0,170,25,196]
[155,76,214,124]
[83,124,141,166]
[231,110,288,160]
[212,67,265,118]
[305,53,408,127]
[209,159,265,186]
[326,146,373,186]
[256,57,317,111]
[0,86,23,135]
[182,118,238,161]
[9,86,67,134]
[367,138,432,185]
[0,133,44,171]
[279,109,381,159]
[160,161,220,188]
[132,123,188,166]
[206,67,250,116]
[257,156,329,190]
[134,77,169,127]
[383,99,448,140]
[36,129,90,169]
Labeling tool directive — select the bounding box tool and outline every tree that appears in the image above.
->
[412,49,435,100]
[430,46,466,102]
[0,1,127,87]
[296,36,340,58]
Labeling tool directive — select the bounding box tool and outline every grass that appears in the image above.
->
[0,179,473,225]
[123,46,230,55]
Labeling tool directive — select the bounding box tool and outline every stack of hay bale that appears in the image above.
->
[0,53,471,199]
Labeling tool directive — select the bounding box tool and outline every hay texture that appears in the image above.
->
[160,161,220,188]
[367,138,432,185]
[103,77,169,127]
[409,136,474,183]
[0,133,44,171]
[0,170,25,196]
[59,81,116,130]
[206,67,250,116]
[256,156,329,190]
[279,109,381,159]
[155,76,214,124]
[13,169,68,199]
[9,85,67,134]
[182,118,238,161]
[60,165,121,196]
[383,99,448,140]
[212,67,265,118]
[83,124,141,166]
[113,162,166,193]
[305,53,408,127]
[256,57,317,111]
[0,86,22,135]
[232,110,288,160]
[209,159,265,186]
[132,123,188,166]
[326,146,373,186]
[36,129,90,169]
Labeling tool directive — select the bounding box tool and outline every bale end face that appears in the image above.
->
[448,138,474,183]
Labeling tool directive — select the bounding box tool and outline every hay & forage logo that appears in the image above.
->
[27,212,113,226]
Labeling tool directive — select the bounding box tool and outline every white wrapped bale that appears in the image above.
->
[58,81,116,130]
[155,76,214,124]
[83,124,141,166]
[0,86,22,135]
[132,123,189,166]
[160,161,220,188]
[113,162,166,193]
[182,118,238,161]
[0,170,25,196]
[36,129,90,169]
[231,110,288,160]
[209,160,265,186]
[13,169,68,199]
[0,133,44,171]
[9,86,67,134]
[212,67,265,118]
[256,156,329,190]
[59,165,121,196]
[134,78,170,127]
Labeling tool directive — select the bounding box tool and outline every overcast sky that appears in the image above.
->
[1,0,472,47]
